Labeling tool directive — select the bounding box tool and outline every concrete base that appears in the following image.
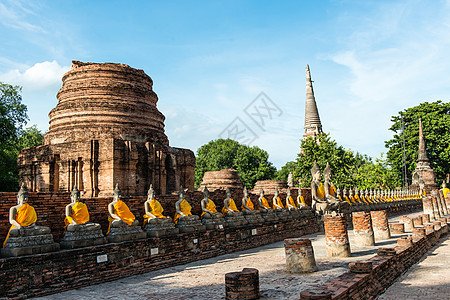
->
[353,231,375,246]
[374,230,391,241]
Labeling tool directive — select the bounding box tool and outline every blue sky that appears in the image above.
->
[1,0,450,168]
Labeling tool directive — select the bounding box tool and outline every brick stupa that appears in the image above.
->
[198,169,243,191]
[18,61,195,197]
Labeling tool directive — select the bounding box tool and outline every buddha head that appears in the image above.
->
[202,186,209,199]
[259,188,264,197]
[286,187,291,199]
[71,185,80,203]
[147,184,154,201]
[226,187,231,199]
[442,181,447,189]
[274,187,279,197]
[17,183,28,204]
[243,186,248,198]
[113,184,121,201]
[311,161,321,182]
[323,162,332,182]
[178,186,185,200]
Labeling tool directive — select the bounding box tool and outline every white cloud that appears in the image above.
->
[0,60,69,92]
[0,0,45,33]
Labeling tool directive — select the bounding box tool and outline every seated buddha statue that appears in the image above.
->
[107,184,145,243]
[174,186,205,233]
[272,187,284,210]
[441,181,449,198]
[257,188,278,223]
[222,188,247,227]
[285,187,300,219]
[61,185,106,249]
[310,161,330,214]
[296,188,307,208]
[240,186,264,224]
[323,162,349,213]
[143,185,178,237]
[200,186,225,230]
[2,184,59,257]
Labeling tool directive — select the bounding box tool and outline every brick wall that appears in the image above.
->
[0,215,319,298]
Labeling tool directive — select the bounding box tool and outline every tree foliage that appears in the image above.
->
[279,133,399,189]
[0,82,43,191]
[385,101,450,186]
[195,139,276,189]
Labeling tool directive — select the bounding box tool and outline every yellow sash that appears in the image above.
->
[3,203,37,247]
[65,202,89,227]
[222,198,239,215]
[316,183,325,199]
[288,196,296,207]
[143,198,166,226]
[443,188,449,198]
[174,199,192,224]
[329,184,336,196]
[276,197,284,208]
[242,197,254,210]
[259,197,271,209]
[201,199,217,217]
[345,196,352,205]
[107,200,135,234]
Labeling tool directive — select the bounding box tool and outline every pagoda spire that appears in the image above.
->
[417,118,429,162]
[304,65,323,138]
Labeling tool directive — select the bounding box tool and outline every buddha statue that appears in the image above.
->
[256,188,278,223]
[323,162,349,213]
[296,188,307,208]
[200,186,225,230]
[287,172,294,188]
[285,187,300,219]
[441,181,449,198]
[174,186,206,233]
[143,185,179,237]
[60,185,106,249]
[310,161,330,214]
[2,184,59,257]
[272,187,291,221]
[240,187,264,224]
[106,184,146,243]
[222,188,247,227]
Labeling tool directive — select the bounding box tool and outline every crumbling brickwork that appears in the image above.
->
[18,61,195,197]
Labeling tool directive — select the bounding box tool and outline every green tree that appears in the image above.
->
[0,82,43,191]
[352,154,400,189]
[275,161,296,181]
[195,139,276,189]
[385,101,450,186]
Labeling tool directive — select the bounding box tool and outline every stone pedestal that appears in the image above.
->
[259,209,279,223]
[412,228,426,238]
[284,238,317,273]
[201,214,226,231]
[242,211,264,225]
[144,218,179,237]
[352,211,375,246]
[288,208,301,219]
[107,221,146,243]
[224,212,248,227]
[225,268,259,300]
[275,208,292,221]
[389,223,405,234]
[61,223,106,249]
[324,213,351,257]
[176,216,206,233]
[370,210,391,241]
[400,216,413,231]
[1,226,59,257]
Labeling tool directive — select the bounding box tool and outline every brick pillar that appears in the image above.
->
[324,213,351,257]
[400,216,413,231]
[431,195,443,218]
[370,210,391,241]
[352,211,375,246]
[421,214,430,224]
[284,238,317,273]
[389,223,405,234]
[412,216,423,228]
[225,268,259,300]
[422,197,435,221]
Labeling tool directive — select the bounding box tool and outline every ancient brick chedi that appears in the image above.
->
[18,61,195,197]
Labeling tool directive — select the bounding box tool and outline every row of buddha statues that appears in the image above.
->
[309,161,423,215]
[1,182,314,257]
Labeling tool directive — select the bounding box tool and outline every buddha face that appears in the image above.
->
[71,191,80,203]
[203,188,209,199]
[243,188,248,198]
[313,171,321,181]
[259,188,264,197]
[274,188,278,197]
[114,190,121,201]
[226,188,231,198]
[17,190,28,205]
